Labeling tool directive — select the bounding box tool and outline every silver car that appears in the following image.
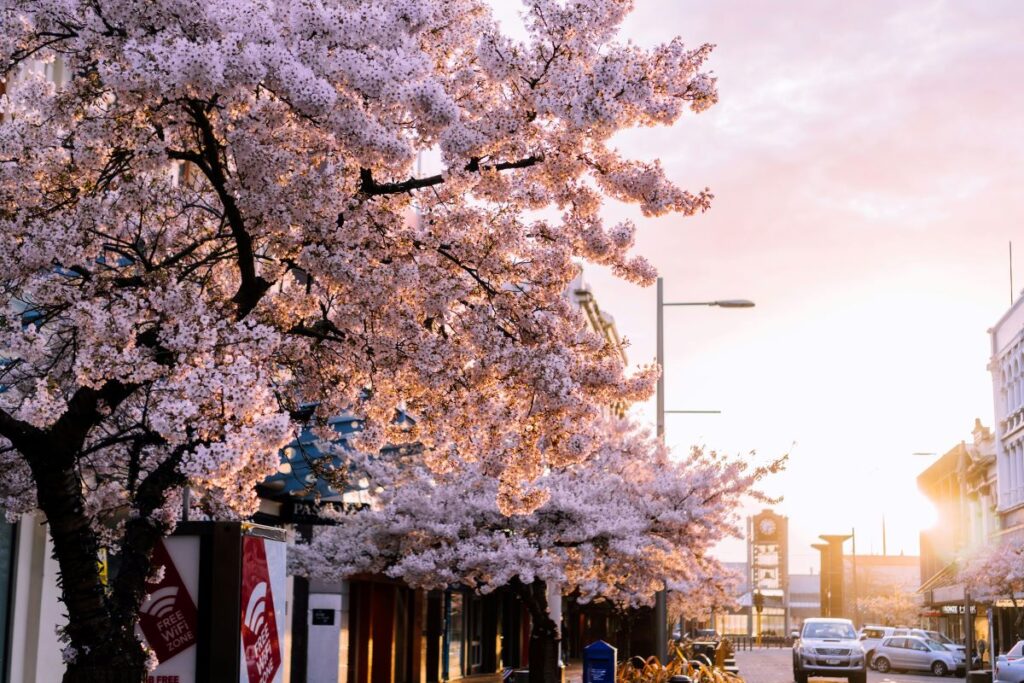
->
[910,629,968,660]
[872,635,962,677]
[793,618,867,683]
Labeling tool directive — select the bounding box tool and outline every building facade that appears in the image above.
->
[917,421,998,647]
[991,298,1024,539]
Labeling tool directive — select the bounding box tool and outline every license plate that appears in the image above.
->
[827,659,840,665]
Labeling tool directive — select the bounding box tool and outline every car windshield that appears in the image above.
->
[926,640,948,652]
[928,631,954,644]
[804,623,857,639]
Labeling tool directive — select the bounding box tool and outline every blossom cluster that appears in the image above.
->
[959,541,1024,603]
[291,418,781,610]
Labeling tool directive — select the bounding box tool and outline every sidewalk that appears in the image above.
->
[461,661,583,683]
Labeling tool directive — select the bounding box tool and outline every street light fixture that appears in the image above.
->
[654,277,755,663]
[662,299,756,308]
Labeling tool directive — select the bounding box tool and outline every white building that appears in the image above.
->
[988,297,1024,539]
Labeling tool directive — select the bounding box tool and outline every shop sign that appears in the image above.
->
[138,537,200,683]
[941,605,977,614]
[280,500,369,525]
[240,536,284,683]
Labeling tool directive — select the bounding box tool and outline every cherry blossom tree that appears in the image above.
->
[0,1,718,680]
[960,542,1024,639]
[855,592,920,627]
[291,419,780,683]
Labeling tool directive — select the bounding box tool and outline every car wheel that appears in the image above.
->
[867,650,876,668]
[850,671,867,683]
[932,662,949,677]
[875,656,891,673]
[794,670,808,683]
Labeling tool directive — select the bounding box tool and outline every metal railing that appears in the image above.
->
[729,635,795,650]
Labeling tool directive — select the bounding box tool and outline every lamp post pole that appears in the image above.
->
[654,277,754,663]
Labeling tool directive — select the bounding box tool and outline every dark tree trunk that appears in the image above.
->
[24,429,183,683]
[512,579,563,683]
[28,455,147,682]
[528,616,562,683]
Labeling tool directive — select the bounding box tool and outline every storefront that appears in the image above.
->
[0,521,13,682]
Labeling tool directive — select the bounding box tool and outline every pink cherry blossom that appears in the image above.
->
[0,0,718,678]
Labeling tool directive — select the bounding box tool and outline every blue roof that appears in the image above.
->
[258,410,418,503]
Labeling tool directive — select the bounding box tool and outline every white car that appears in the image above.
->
[858,626,891,665]
[996,641,1024,683]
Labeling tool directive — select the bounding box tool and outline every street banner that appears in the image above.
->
[138,536,200,683]
[239,535,285,683]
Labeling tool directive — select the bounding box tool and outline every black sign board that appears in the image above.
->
[312,609,335,626]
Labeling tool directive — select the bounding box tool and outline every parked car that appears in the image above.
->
[793,618,867,683]
[690,629,721,642]
[910,629,968,659]
[996,643,1024,683]
[872,635,964,677]
[858,625,891,666]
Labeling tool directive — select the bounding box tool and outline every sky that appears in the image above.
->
[491,1,1024,571]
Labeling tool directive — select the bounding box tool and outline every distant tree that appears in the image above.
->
[856,591,920,627]
[0,1,719,680]
[291,419,781,683]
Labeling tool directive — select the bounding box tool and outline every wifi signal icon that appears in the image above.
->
[244,582,269,635]
[142,586,179,619]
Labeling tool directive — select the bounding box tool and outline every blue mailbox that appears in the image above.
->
[583,640,617,683]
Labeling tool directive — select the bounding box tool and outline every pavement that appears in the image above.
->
[461,662,583,683]
[737,648,966,683]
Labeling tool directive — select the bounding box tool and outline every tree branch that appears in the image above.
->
[176,101,272,320]
[358,155,541,197]
[0,406,46,455]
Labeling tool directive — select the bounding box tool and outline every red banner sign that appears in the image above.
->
[240,536,282,683]
[138,540,199,663]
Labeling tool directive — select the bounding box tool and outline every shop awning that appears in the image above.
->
[918,561,959,594]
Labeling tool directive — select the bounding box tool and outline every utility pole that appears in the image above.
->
[655,279,667,664]
[851,528,858,627]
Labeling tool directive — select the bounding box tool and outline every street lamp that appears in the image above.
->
[655,277,755,662]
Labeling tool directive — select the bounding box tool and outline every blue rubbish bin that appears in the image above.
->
[583,640,618,683]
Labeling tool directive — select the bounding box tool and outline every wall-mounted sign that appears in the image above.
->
[941,605,977,615]
[240,536,284,683]
[280,500,370,525]
[311,609,335,626]
[138,537,200,683]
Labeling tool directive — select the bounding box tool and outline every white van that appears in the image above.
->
[858,626,913,665]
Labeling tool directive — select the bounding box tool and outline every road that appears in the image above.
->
[736,648,963,683]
